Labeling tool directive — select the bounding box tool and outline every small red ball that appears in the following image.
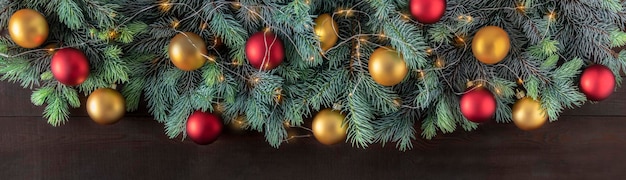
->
[580,64,615,101]
[50,48,90,86]
[460,87,496,123]
[186,111,223,145]
[409,0,447,24]
[245,31,285,70]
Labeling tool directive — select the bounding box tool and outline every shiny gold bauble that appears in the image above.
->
[471,26,510,64]
[314,13,339,52]
[368,47,408,86]
[8,9,49,48]
[168,32,208,71]
[312,109,347,145]
[512,97,548,131]
[87,88,126,125]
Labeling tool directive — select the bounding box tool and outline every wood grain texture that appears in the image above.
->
[0,82,625,180]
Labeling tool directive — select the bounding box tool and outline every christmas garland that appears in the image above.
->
[1,0,625,150]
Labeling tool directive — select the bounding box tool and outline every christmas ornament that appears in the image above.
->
[460,87,496,123]
[168,32,208,71]
[472,26,510,64]
[314,13,339,52]
[186,111,223,145]
[512,97,547,131]
[312,109,347,145]
[245,31,285,70]
[580,64,615,101]
[8,9,49,48]
[50,48,90,86]
[409,0,447,24]
[368,47,408,86]
[87,88,126,125]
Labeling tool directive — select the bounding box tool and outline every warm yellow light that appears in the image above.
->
[425,47,433,56]
[515,2,526,13]
[457,15,473,22]
[337,8,354,17]
[158,0,172,12]
[417,70,425,79]
[108,30,118,39]
[171,19,180,28]
[547,11,557,21]
[435,57,445,68]
[401,14,411,21]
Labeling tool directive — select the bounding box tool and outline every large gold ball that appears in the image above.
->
[368,47,408,86]
[471,26,510,65]
[312,109,347,145]
[512,97,548,131]
[8,9,49,48]
[314,13,339,52]
[168,32,208,71]
[87,88,126,125]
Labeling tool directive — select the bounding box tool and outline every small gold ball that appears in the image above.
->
[168,32,208,71]
[87,88,126,125]
[8,9,49,48]
[472,26,511,65]
[314,13,339,52]
[368,47,408,86]
[512,97,548,131]
[312,109,347,145]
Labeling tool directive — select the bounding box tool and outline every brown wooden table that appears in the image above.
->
[0,81,625,180]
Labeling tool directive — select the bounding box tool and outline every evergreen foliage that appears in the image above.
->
[1,0,626,150]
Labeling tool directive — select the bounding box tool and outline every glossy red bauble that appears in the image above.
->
[186,111,223,145]
[50,48,90,86]
[409,0,447,24]
[580,64,615,101]
[245,31,285,70]
[460,87,496,123]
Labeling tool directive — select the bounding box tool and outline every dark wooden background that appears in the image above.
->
[0,80,625,180]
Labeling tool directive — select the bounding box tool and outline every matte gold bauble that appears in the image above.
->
[512,97,548,131]
[368,47,408,86]
[471,26,510,64]
[314,13,339,52]
[8,9,49,48]
[168,32,208,71]
[312,109,347,145]
[87,88,126,125]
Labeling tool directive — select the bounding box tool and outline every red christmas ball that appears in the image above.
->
[186,111,223,145]
[245,31,285,70]
[580,64,615,101]
[409,0,447,24]
[50,48,90,86]
[460,87,496,123]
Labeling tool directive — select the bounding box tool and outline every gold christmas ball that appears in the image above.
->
[314,13,339,52]
[168,32,208,71]
[471,26,510,65]
[512,97,548,131]
[87,88,126,125]
[368,47,408,86]
[312,109,347,145]
[8,9,49,48]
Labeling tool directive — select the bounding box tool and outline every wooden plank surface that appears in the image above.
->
[0,82,625,179]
